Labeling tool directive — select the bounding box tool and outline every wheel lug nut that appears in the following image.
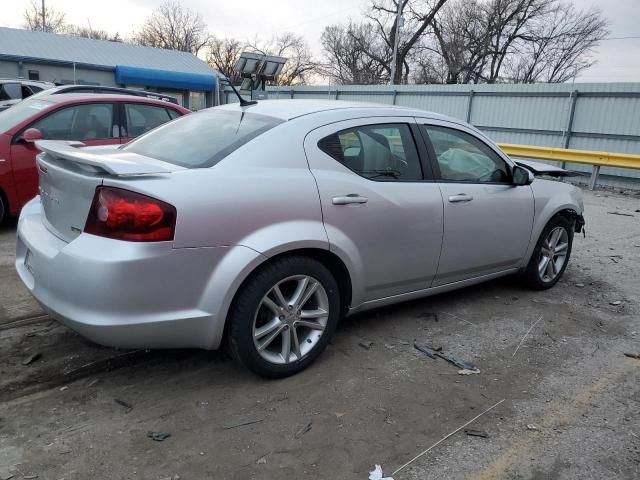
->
[279,315,284,320]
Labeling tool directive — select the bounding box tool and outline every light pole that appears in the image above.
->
[389,0,405,85]
[41,0,46,32]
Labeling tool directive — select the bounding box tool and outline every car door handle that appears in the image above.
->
[332,194,369,205]
[448,194,474,203]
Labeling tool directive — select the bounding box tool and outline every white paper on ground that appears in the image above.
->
[369,464,394,480]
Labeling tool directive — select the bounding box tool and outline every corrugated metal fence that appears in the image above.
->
[261,83,640,189]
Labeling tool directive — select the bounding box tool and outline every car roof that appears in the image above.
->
[0,78,54,85]
[216,99,460,124]
[33,93,187,109]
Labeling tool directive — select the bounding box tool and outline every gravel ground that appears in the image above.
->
[0,188,638,480]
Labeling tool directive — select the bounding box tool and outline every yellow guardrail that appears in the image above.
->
[497,143,640,170]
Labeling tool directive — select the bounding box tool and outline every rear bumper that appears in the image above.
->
[15,197,261,350]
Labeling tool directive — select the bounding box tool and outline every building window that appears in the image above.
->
[28,70,40,80]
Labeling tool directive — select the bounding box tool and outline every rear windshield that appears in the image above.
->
[0,97,54,133]
[122,108,284,168]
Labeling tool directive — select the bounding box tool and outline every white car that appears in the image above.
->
[16,100,584,378]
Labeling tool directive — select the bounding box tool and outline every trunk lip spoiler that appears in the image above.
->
[35,140,176,176]
[515,159,580,177]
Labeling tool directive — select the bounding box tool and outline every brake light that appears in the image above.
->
[85,187,176,242]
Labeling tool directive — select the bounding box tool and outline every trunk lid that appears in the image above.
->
[35,141,182,242]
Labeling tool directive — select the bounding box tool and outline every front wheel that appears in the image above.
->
[227,256,340,378]
[523,215,574,290]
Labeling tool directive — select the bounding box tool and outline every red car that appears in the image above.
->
[0,93,190,223]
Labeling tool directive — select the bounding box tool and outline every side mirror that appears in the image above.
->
[512,165,534,186]
[22,128,44,143]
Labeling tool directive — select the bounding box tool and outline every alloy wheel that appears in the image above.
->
[252,275,329,365]
[538,226,569,282]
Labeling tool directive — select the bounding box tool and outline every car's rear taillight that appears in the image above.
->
[85,187,176,242]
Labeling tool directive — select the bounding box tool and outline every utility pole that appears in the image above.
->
[389,0,405,85]
[41,0,46,32]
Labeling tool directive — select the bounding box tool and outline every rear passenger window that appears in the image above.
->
[0,83,22,100]
[318,124,423,181]
[125,104,172,137]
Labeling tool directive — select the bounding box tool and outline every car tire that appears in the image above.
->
[0,194,6,225]
[227,256,340,378]
[523,215,574,290]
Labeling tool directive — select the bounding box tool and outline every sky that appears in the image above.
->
[1,0,639,83]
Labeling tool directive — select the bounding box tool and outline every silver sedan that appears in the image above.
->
[15,100,584,377]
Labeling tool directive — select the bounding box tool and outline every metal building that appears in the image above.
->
[0,27,220,110]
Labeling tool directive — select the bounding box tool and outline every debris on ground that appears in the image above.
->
[512,315,544,357]
[575,283,585,288]
[59,386,68,391]
[607,211,634,217]
[222,416,265,430]
[623,353,640,359]
[0,472,14,480]
[294,421,313,439]
[21,352,42,366]
[440,311,475,326]
[114,398,133,412]
[147,431,171,441]
[610,300,622,306]
[359,340,374,350]
[458,368,481,375]
[387,399,505,477]
[464,429,489,438]
[256,456,267,465]
[527,424,540,431]
[414,343,478,372]
[369,464,394,480]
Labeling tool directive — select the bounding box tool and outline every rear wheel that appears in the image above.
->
[523,215,574,289]
[227,256,340,378]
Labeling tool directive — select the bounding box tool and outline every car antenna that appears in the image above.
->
[222,77,257,107]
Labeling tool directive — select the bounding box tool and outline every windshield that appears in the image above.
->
[122,108,284,168]
[0,97,54,133]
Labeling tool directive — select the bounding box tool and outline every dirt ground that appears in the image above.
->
[1,188,639,480]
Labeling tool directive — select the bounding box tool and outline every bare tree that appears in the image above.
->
[67,25,123,42]
[133,1,209,55]
[23,0,67,33]
[247,33,318,86]
[426,0,489,83]
[353,0,449,84]
[207,37,244,79]
[505,4,608,83]
[480,0,552,83]
[419,0,608,84]
[320,23,388,84]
